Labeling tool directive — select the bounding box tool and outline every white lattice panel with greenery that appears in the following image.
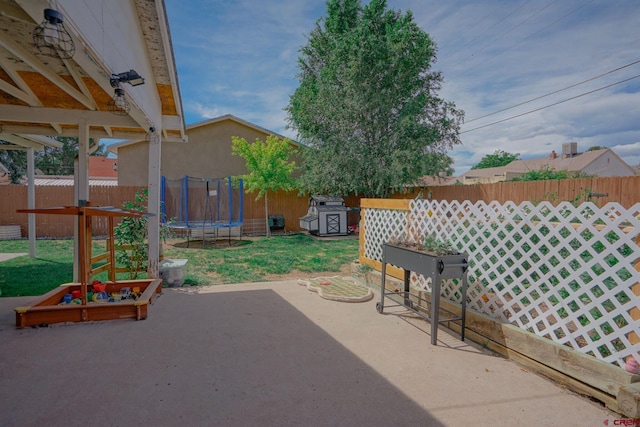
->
[362,199,640,365]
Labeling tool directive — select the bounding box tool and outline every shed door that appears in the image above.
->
[326,214,341,234]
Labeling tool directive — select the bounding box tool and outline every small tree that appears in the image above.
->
[231,135,297,237]
[471,150,520,170]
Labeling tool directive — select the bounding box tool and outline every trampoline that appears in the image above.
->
[161,175,244,247]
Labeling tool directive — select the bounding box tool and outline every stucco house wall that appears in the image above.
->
[581,150,636,177]
[116,142,151,186]
[114,115,301,186]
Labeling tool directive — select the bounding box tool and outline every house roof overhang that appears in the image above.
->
[0,0,186,143]
[107,113,297,155]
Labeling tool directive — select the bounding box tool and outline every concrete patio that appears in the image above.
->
[0,281,614,426]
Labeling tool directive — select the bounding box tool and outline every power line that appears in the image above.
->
[466,59,640,123]
[447,0,557,70]
[444,0,531,61]
[452,0,595,76]
[460,74,640,134]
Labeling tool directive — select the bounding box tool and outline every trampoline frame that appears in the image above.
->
[161,175,244,247]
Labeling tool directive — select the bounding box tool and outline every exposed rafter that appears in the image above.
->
[0,133,62,151]
[0,55,43,106]
[61,57,97,110]
[0,31,95,110]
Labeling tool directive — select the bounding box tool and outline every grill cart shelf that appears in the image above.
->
[376,243,469,345]
[14,205,162,328]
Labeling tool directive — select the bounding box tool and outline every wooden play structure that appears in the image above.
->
[14,205,163,328]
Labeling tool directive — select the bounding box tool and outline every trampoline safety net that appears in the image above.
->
[161,176,244,237]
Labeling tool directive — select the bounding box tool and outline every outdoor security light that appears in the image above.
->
[33,8,75,59]
[110,70,145,88]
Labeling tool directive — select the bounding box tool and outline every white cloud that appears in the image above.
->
[166,0,640,174]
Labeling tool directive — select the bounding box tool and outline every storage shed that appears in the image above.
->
[299,196,349,236]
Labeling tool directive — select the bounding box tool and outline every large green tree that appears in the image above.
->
[286,0,463,198]
[231,135,297,237]
[36,137,107,176]
[471,150,520,170]
[0,143,26,184]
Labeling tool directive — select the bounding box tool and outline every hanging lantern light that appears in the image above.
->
[33,8,75,59]
[146,126,160,145]
[108,88,130,115]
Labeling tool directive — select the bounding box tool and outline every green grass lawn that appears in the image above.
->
[0,234,359,297]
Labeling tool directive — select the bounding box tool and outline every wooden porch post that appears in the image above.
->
[73,123,90,282]
[26,146,35,258]
[147,128,161,278]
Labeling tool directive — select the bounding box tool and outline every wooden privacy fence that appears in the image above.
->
[0,185,145,237]
[1,176,639,238]
[408,175,640,208]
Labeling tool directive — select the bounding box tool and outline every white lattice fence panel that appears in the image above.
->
[362,199,640,365]
[363,208,408,261]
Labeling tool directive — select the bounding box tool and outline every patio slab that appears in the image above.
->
[0,253,27,263]
[0,281,614,426]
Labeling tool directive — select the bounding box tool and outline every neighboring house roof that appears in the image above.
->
[458,164,524,180]
[107,114,298,155]
[418,175,460,186]
[459,148,635,183]
[187,114,299,146]
[506,149,613,173]
[28,176,118,187]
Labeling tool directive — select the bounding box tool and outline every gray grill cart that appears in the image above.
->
[376,243,469,345]
[299,195,349,236]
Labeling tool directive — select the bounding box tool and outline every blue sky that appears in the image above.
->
[164,0,640,174]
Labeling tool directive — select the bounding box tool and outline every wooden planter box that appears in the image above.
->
[15,279,162,328]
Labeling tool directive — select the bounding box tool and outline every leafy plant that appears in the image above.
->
[388,233,458,255]
[114,189,150,279]
[113,190,174,279]
[422,233,458,256]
